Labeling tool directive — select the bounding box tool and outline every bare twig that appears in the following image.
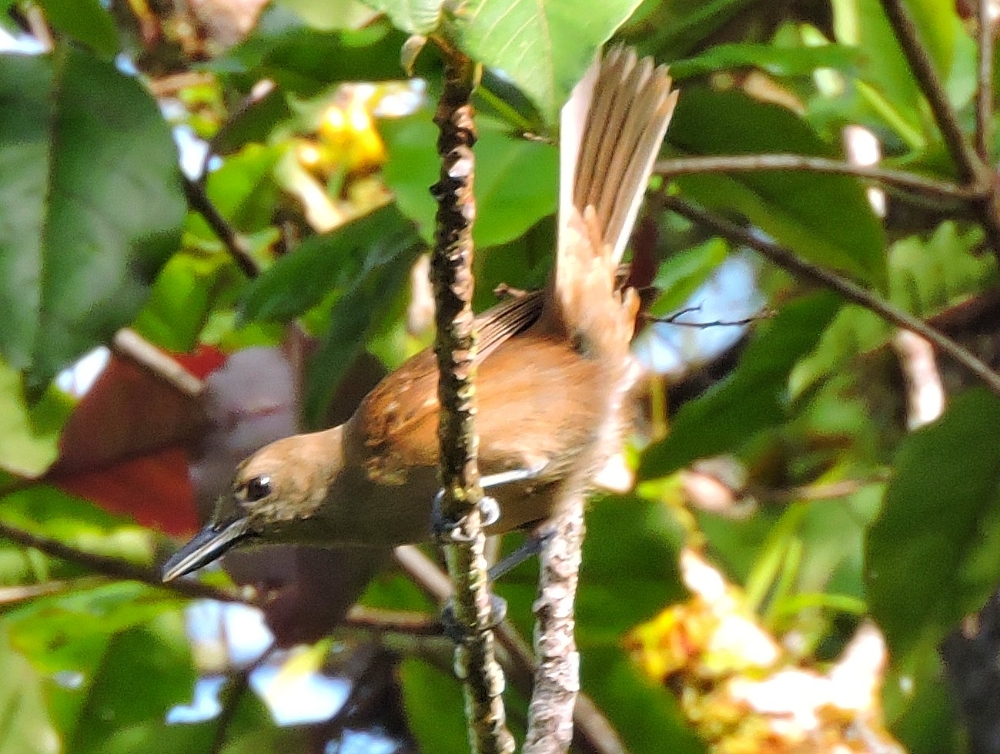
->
[977,0,995,161]
[644,304,774,328]
[209,643,278,754]
[182,175,260,278]
[663,196,1000,397]
[879,0,1000,256]
[656,153,975,200]
[429,52,513,754]
[393,546,629,754]
[880,0,984,185]
[343,605,442,635]
[112,328,204,399]
[0,518,246,604]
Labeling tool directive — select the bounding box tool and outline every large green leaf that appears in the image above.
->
[668,87,887,287]
[867,389,1000,660]
[382,114,558,249]
[399,658,470,754]
[0,46,185,393]
[366,0,642,123]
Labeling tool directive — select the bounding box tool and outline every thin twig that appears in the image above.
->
[977,0,995,161]
[656,153,976,200]
[393,547,629,754]
[209,643,278,754]
[663,196,1000,397]
[112,328,204,399]
[429,52,514,754]
[182,176,260,278]
[879,0,1000,257]
[343,605,443,635]
[644,304,774,328]
[0,518,247,604]
[880,0,984,185]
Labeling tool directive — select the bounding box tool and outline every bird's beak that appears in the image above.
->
[161,518,252,582]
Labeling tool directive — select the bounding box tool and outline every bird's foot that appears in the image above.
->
[440,592,508,643]
[431,490,500,543]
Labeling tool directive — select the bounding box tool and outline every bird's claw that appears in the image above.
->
[431,490,500,543]
[440,593,508,643]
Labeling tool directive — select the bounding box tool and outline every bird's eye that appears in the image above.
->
[242,475,272,502]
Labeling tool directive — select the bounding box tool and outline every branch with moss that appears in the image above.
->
[428,49,514,754]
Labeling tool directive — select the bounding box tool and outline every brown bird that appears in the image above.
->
[162,46,677,582]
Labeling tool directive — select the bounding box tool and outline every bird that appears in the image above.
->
[162,46,677,583]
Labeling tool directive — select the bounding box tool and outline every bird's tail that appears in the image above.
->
[549,46,677,358]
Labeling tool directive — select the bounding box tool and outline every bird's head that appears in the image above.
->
[161,428,344,582]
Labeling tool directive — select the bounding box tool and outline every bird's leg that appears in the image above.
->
[430,460,547,543]
[487,525,556,581]
[434,461,548,642]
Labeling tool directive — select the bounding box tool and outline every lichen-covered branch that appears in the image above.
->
[524,501,586,754]
[429,50,514,754]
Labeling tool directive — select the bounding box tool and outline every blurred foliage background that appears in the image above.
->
[3,0,1000,752]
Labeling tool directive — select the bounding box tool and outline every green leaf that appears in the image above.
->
[867,389,1000,660]
[399,658,469,754]
[644,0,755,59]
[670,42,860,80]
[219,18,411,95]
[381,114,558,248]
[639,292,841,479]
[244,205,425,424]
[240,204,424,323]
[0,627,57,754]
[668,87,887,287]
[132,251,241,352]
[303,240,419,426]
[833,0,925,149]
[0,46,185,393]
[39,0,118,56]
[67,614,198,753]
[888,222,995,317]
[454,0,643,123]
[0,362,71,478]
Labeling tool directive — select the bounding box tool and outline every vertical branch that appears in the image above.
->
[977,0,995,161]
[430,50,514,754]
[524,501,586,754]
